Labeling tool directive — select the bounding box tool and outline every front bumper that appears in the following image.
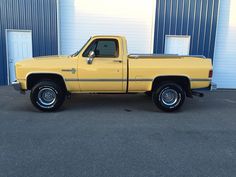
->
[11,81,25,93]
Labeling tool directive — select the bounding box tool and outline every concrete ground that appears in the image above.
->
[0,86,236,177]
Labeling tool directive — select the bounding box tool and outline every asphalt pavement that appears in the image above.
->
[0,86,236,177]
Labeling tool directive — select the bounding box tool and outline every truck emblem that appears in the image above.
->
[61,68,77,74]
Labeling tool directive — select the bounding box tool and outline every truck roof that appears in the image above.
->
[91,35,125,38]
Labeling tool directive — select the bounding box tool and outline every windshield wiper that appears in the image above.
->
[71,51,79,57]
[70,38,91,58]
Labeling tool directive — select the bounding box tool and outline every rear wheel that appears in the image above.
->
[30,80,65,112]
[152,83,185,112]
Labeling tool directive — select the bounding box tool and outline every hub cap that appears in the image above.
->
[161,88,179,106]
[38,88,56,107]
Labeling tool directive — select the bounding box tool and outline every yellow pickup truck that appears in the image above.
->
[12,35,212,112]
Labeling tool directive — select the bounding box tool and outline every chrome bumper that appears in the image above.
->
[210,82,217,90]
[11,81,25,93]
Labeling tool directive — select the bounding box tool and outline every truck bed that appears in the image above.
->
[127,54,212,91]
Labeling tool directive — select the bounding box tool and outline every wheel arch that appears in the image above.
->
[151,75,192,97]
[26,72,67,91]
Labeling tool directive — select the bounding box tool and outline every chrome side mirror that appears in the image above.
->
[87,51,95,64]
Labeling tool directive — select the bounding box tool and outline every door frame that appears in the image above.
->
[5,29,33,84]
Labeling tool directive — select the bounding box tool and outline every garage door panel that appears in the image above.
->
[59,0,156,55]
[213,0,236,89]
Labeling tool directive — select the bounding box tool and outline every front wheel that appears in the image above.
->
[30,80,65,112]
[152,83,185,112]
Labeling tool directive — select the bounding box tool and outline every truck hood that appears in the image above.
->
[14,55,78,81]
[16,55,71,66]
[33,55,70,60]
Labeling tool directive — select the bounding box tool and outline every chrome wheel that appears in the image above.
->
[160,88,179,106]
[31,81,65,112]
[153,83,185,112]
[38,88,56,107]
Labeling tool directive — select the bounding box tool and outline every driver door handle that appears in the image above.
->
[113,59,122,63]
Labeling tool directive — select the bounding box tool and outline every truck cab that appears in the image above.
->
[74,36,128,92]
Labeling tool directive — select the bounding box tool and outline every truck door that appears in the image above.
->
[78,38,124,92]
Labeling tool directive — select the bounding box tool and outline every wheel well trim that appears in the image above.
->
[26,72,67,90]
[150,75,192,96]
[151,74,191,84]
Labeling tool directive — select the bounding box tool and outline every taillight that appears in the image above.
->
[209,70,213,78]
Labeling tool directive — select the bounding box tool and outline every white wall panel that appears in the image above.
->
[213,0,236,89]
[165,35,191,55]
[6,30,32,83]
[59,0,156,55]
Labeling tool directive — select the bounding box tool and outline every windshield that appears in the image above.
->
[70,38,91,57]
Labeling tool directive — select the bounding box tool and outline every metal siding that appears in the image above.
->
[0,0,58,85]
[170,0,177,34]
[165,0,171,36]
[209,0,219,58]
[176,0,184,34]
[154,0,219,59]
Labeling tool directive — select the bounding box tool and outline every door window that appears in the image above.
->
[83,39,119,58]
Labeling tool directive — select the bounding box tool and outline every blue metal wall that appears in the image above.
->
[154,0,219,59]
[0,0,58,85]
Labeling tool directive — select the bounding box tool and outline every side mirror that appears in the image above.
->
[87,51,95,64]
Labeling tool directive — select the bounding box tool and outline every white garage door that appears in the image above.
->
[58,0,156,55]
[213,0,236,89]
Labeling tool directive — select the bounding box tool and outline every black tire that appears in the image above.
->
[30,80,65,112]
[152,83,185,112]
